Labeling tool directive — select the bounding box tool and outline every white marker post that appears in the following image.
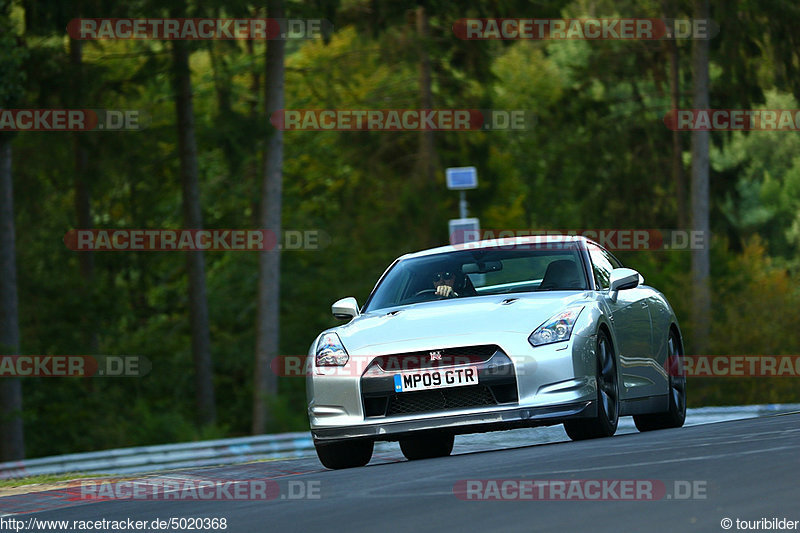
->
[446,167,479,245]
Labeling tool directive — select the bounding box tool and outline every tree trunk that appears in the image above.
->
[71,39,93,281]
[416,6,435,184]
[0,136,25,460]
[252,0,285,434]
[172,40,217,426]
[247,29,261,227]
[415,6,439,246]
[690,0,711,354]
[663,0,688,230]
[70,35,99,355]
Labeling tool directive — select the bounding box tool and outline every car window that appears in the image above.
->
[363,244,588,312]
[588,244,615,290]
[465,254,580,292]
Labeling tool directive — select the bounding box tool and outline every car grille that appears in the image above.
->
[360,345,519,418]
[366,345,500,372]
[386,385,496,416]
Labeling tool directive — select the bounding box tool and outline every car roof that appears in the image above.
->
[398,234,592,260]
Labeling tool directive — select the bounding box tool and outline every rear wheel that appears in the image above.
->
[564,329,619,441]
[399,431,454,461]
[634,330,686,431]
[314,439,374,469]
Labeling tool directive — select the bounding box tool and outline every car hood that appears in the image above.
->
[331,292,591,354]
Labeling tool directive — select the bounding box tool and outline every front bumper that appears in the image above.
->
[311,400,596,442]
[308,330,600,442]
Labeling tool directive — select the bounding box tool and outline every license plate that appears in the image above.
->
[393,366,479,393]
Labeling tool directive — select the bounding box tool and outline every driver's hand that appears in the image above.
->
[436,285,455,298]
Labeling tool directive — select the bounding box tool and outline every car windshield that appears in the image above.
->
[364,243,588,312]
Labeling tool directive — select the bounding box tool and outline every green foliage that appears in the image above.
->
[0,0,27,107]
[693,237,800,405]
[714,91,800,262]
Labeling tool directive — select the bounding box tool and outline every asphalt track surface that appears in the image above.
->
[3,413,799,533]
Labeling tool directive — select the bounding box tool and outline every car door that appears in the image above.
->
[587,244,657,399]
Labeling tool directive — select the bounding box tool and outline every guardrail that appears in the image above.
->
[0,432,315,479]
[2,403,798,480]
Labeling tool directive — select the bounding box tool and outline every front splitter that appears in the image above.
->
[311,400,595,443]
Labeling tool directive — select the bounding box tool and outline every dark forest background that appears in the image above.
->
[1,0,799,460]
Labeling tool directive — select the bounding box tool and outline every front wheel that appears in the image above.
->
[399,431,454,461]
[314,439,374,469]
[564,329,619,441]
[634,330,686,431]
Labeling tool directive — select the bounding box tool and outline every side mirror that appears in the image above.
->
[608,268,641,302]
[332,297,359,320]
[609,268,641,292]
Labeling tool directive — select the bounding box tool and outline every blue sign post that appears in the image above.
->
[446,167,478,191]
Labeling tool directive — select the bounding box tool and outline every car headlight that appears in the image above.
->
[528,307,584,346]
[316,332,349,366]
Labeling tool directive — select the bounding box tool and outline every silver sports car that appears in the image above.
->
[307,235,686,469]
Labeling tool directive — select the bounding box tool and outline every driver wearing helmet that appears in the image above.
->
[432,269,459,298]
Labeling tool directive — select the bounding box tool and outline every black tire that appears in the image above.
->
[634,330,687,432]
[399,431,454,461]
[314,439,374,469]
[564,329,619,441]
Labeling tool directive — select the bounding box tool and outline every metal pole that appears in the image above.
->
[459,190,467,219]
